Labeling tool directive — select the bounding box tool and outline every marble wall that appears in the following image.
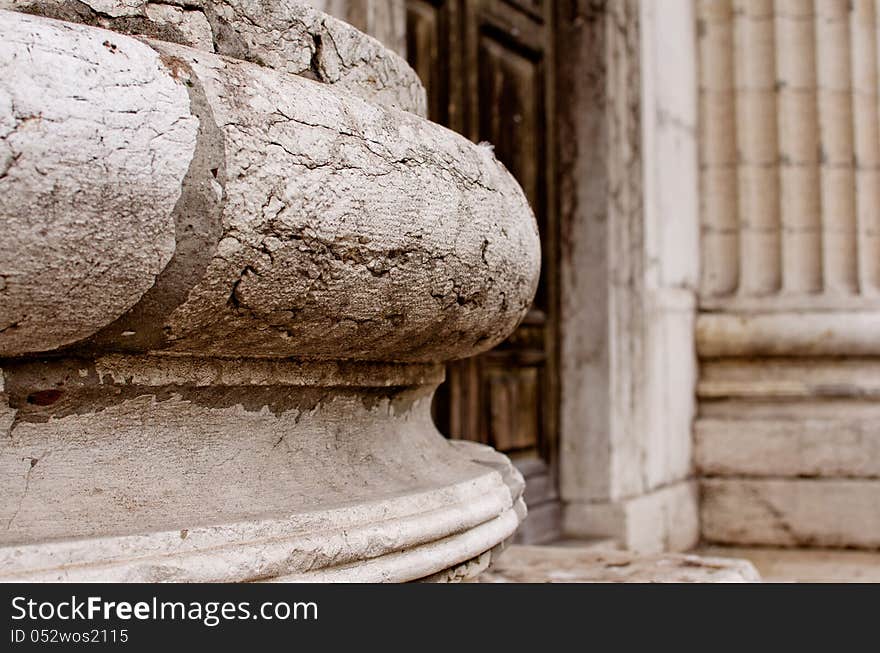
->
[696,0,880,549]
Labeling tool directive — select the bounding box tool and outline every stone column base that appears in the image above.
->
[0,4,539,582]
[0,357,525,582]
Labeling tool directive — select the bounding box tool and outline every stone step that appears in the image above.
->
[478,544,760,583]
[698,546,880,583]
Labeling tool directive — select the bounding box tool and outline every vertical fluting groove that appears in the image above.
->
[777,0,823,293]
[700,0,740,296]
[853,0,880,293]
[816,0,859,293]
[734,0,782,295]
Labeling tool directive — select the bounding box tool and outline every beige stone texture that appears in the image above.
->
[698,358,880,398]
[702,478,880,549]
[0,356,529,581]
[0,12,198,353]
[558,0,698,537]
[0,0,425,114]
[479,544,760,583]
[698,355,880,551]
[564,481,699,554]
[699,546,880,583]
[698,0,880,298]
[0,11,539,361]
[696,417,880,478]
[694,0,880,555]
[311,0,406,58]
[552,0,700,553]
[698,312,880,357]
[0,4,537,582]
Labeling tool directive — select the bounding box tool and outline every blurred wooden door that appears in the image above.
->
[405,0,559,541]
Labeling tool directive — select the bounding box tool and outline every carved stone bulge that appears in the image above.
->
[0,4,540,581]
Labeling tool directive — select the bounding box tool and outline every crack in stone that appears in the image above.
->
[5,454,44,530]
[58,48,225,355]
[744,484,801,546]
[8,0,426,115]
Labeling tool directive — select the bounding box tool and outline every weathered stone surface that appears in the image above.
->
[0,5,536,582]
[697,0,880,301]
[0,357,525,581]
[311,0,406,59]
[696,355,880,551]
[564,481,699,553]
[417,551,493,583]
[702,478,880,549]
[699,546,880,583]
[697,312,880,357]
[698,358,880,398]
[479,544,761,583]
[0,11,540,361]
[556,0,699,552]
[693,0,880,557]
[0,11,198,354]
[0,0,426,114]
[696,417,880,478]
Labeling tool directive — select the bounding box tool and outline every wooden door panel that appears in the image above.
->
[405,0,449,124]
[476,27,547,313]
[478,35,541,206]
[487,364,540,452]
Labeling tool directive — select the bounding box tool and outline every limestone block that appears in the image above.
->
[0,0,425,114]
[559,0,697,552]
[702,478,880,548]
[696,0,880,297]
[698,358,880,398]
[696,356,880,554]
[696,417,880,478]
[572,291,695,503]
[310,0,407,58]
[698,313,880,358]
[143,3,213,50]
[479,545,760,583]
[641,0,699,290]
[417,551,493,583]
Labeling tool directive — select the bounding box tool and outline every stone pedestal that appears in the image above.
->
[0,2,539,581]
